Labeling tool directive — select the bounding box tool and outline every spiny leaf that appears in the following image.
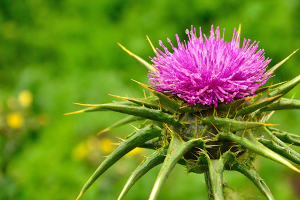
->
[261,97,300,111]
[255,127,300,165]
[268,49,298,74]
[233,94,282,117]
[64,101,137,115]
[268,74,300,97]
[118,43,156,72]
[258,138,300,165]
[98,115,143,135]
[76,125,161,200]
[231,163,274,200]
[149,134,204,200]
[268,127,300,146]
[66,102,183,127]
[255,82,285,94]
[201,117,276,132]
[118,148,167,200]
[109,94,171,114]
[218,131,300,173]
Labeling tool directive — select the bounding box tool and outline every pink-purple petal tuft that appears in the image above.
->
[148,25,271,107]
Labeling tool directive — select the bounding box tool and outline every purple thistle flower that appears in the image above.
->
[148,25,272,107]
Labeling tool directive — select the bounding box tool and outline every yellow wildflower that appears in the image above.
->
[126,147,142,157]
[72,142,89,161]
[6,112,23,129]
[98,138,115,154]
[18,90,33,108]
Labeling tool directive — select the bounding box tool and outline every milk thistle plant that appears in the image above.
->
[67,25,300,200]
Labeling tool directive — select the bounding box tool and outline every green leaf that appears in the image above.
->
[260,97,300,111]
[201,117,275,132]
[258,138,300,165]
[255,82,285,94]
[268,127,300,146]
[255,127,300,165]
[118,148,167,200]
[109,94,172,114]
[268,74,300,97]
[67,102,183,127]
[65,101,136,115]
[76,125,161,200]
[218,131,300,174]
[233,94,282,117]
[231,163,274,200]
[149,134,204,200]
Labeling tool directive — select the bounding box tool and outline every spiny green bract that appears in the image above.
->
[66,39,300,200]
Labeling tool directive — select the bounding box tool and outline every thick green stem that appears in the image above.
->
[204,159,224,200]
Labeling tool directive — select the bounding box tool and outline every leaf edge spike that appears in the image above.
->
[64,106,107,115]
[146,35,158,56]
[268,49,299,74]
[131,79,155,92]
[118,43,156,72]
[236,23,241,48]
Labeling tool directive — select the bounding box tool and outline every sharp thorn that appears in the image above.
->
[64,110,85,115]
[74,103,98,107]
[146,35,158,56]
[97,128,110,135]
[76,191,83,200]
[108,94,128,100]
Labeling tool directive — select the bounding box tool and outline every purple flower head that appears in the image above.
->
[148,25,271,107]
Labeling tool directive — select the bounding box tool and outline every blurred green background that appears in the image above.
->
[1,0,300,199]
